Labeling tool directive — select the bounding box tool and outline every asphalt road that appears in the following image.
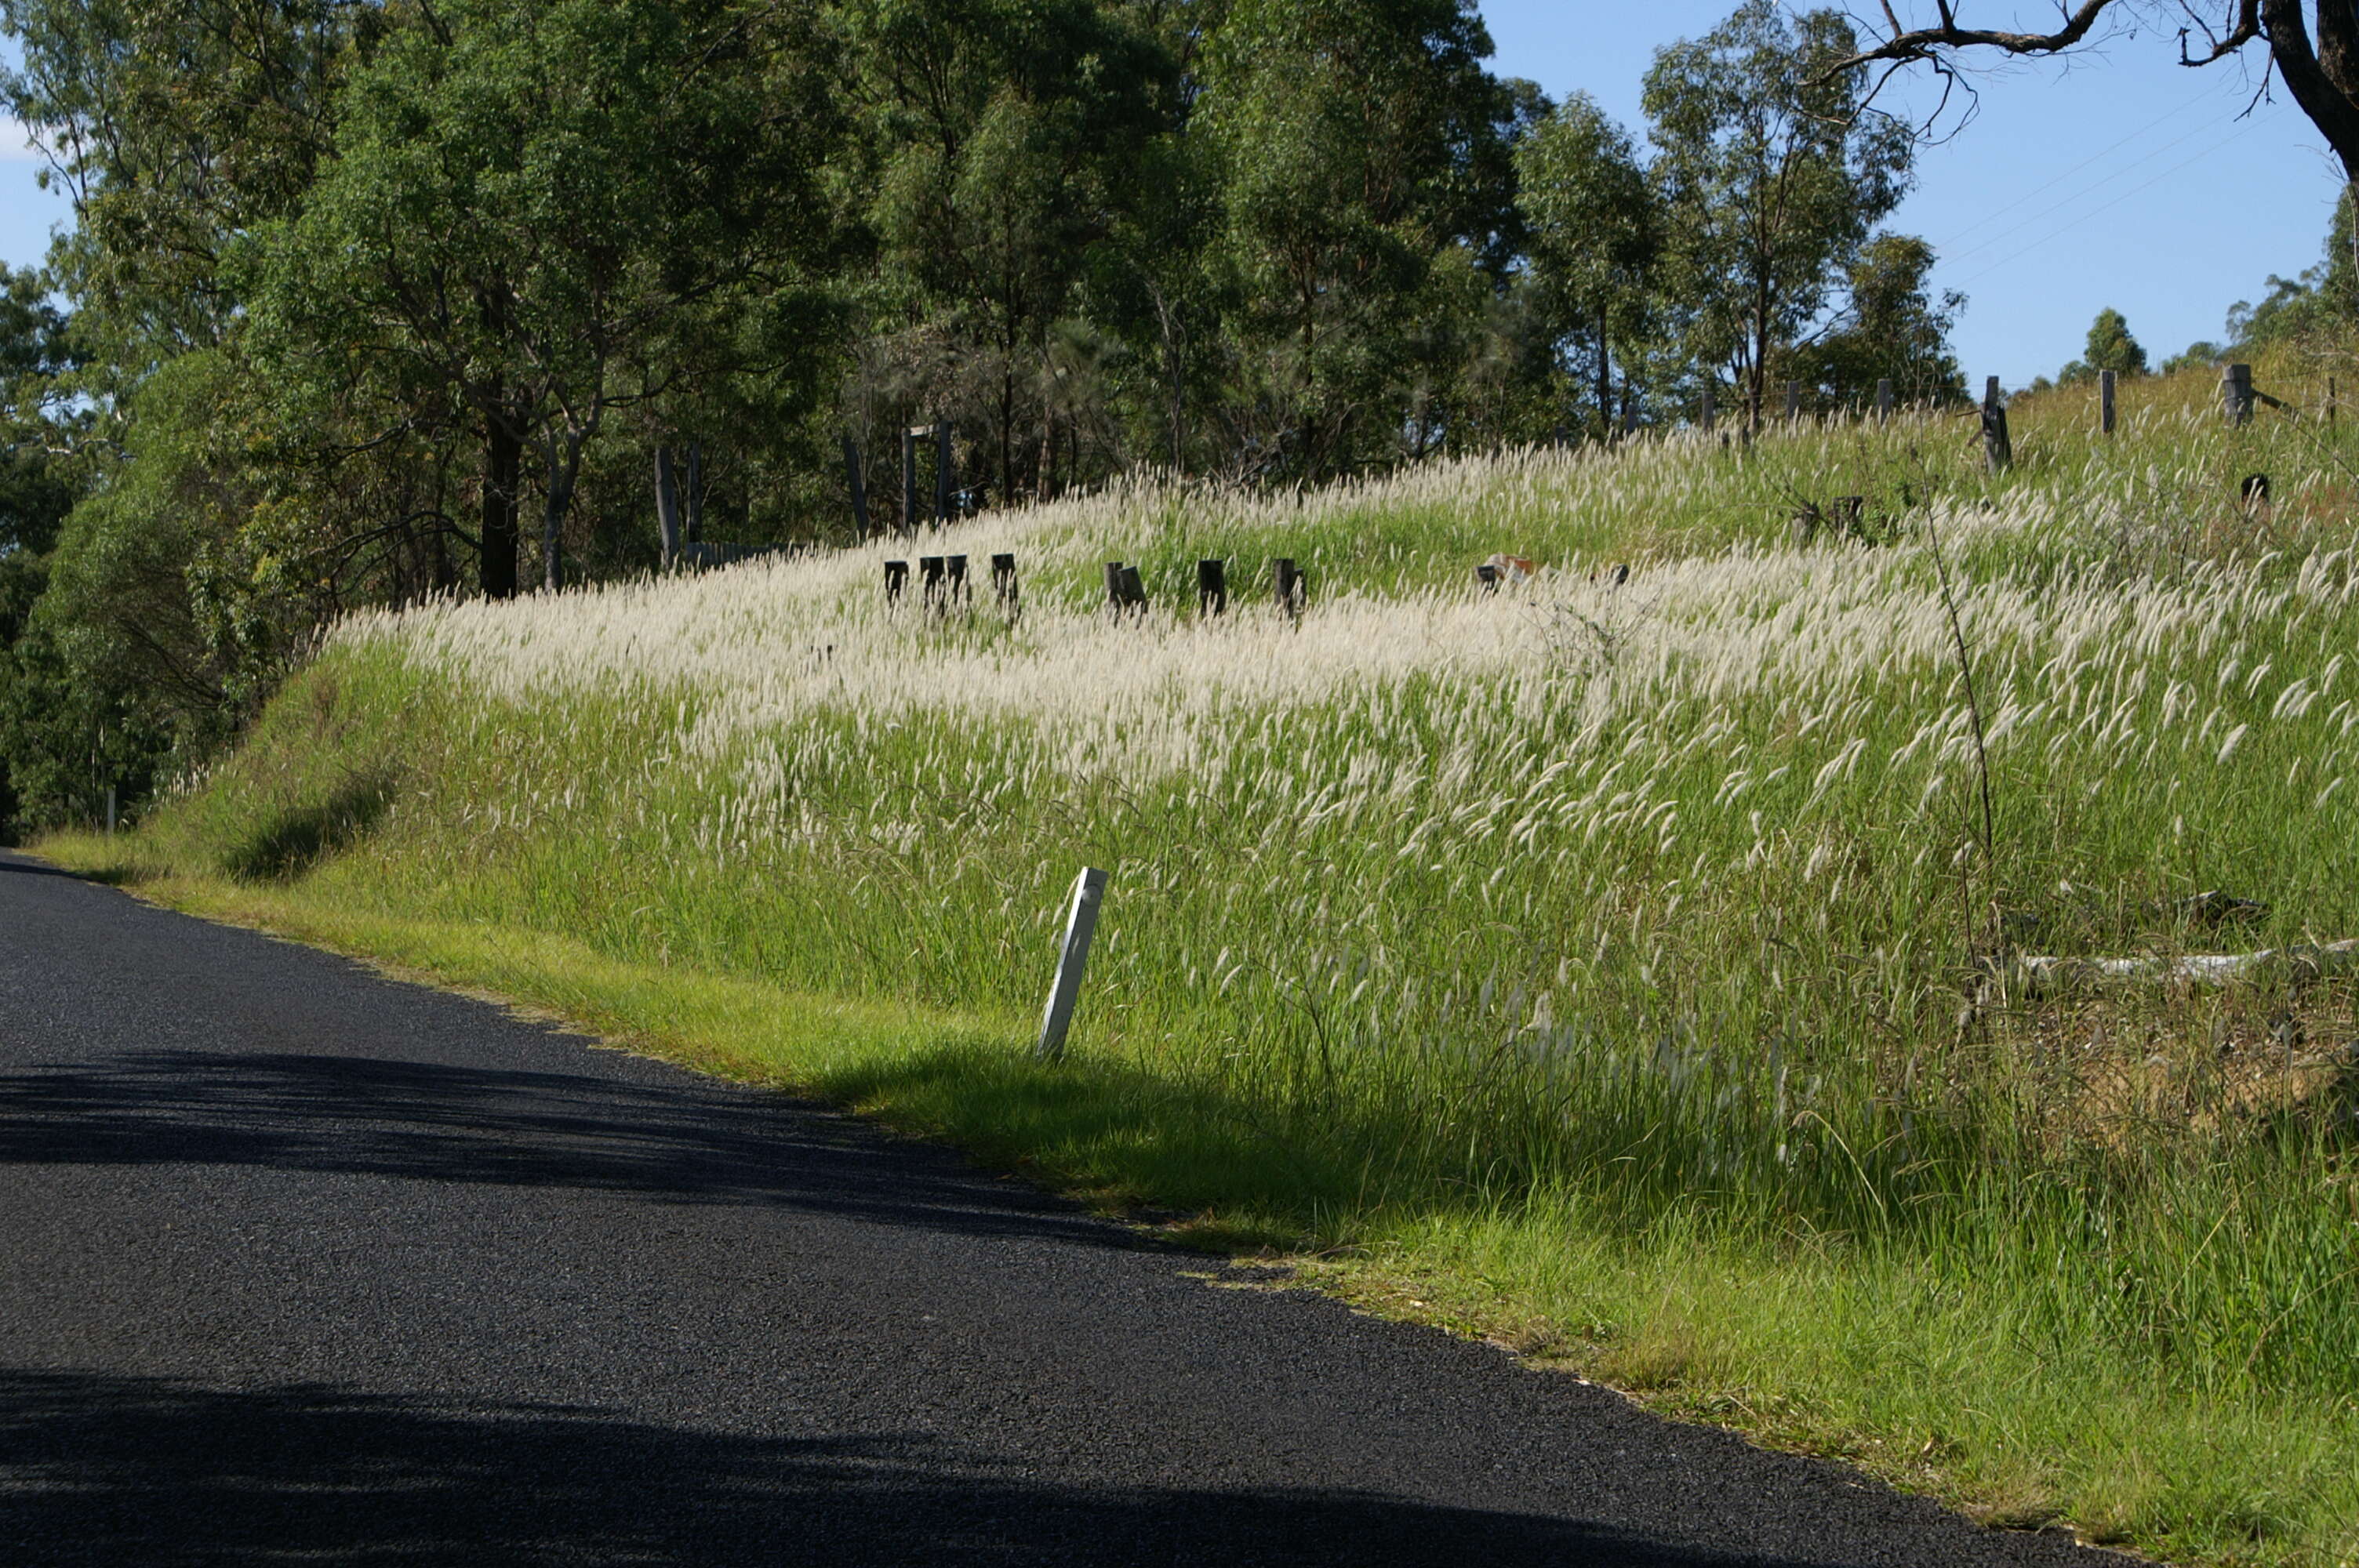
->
[0,851,2125,1566]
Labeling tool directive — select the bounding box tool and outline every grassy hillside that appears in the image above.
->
[53,358,2359,1566]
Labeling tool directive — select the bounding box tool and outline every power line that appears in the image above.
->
[1939,110,2238,270]
[1928,83,2229,253]
[1948,119,2260,289]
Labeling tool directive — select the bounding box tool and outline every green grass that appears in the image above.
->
[45,352,2359,1567]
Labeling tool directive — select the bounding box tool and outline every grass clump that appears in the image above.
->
[50,354,2359,1567]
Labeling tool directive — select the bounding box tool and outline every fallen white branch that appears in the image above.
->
[2012,940,2359,999]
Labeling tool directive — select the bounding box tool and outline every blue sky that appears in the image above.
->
[0,5,2340,389]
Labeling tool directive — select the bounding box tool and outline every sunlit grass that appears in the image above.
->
[53,352,2359,1566]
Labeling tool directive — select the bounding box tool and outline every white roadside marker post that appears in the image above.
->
[1034,868,1107,1062]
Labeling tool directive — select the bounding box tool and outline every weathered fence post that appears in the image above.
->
[1876,378,1893,422]
[2100,369,2117,436]
[991,552,1020,613]
[2223,363,2255,426]
[1980,376,2012,473]
[1783,381,1801,422]
[1034,867,1108,1062]
[841,435,870,535]
[1119,564,1144,608]
[935,421,955,522]
[884,558,909,604]
[1476,563,1499,593]
[105,785,117,837]
[919,555,945,607]
[1699,383,1716,433]
[655,446,682,567]
[1104,561,1129,613]
[1197,558,1227,616]
[901,429,918,535]
[1272,557,1304,615]
[947,554,969,604]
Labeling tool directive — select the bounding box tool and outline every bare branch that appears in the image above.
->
[1833,0,2122,71]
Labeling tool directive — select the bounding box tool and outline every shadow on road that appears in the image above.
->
[0,1368,1796,1567]
[0,1047,1120,1249]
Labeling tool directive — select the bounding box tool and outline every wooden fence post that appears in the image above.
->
[2100,369,2117,436]
[1876,379,1893,422]
[841,435,870,535]
[1034,867,1108,1062]
[1980,376,2012,473]
[884,559,908,604]
[1783,381,1801,422]
[1476,563,1499,593]
[991,552,1020,612]
[1271,557,1304,615]
[106,784,117,837]
[2223,363,2254,426]
[1197,558,1227,616]
[946,554,969,604]
[655,446,682,567]
[919,555,945,608]
[1699,383,1715,433]
[1104,561,1129,612]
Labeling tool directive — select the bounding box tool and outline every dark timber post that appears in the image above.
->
[884,559,909,604]
[1197,559,1227,616]
[1980,376,2012,473]
[655,445,682,566]
[1699,383,1715,433]
[991,553,1020,613]
[919,555,945,608]
[2100,369,2117,436]
[2223,363,2254,426]
[946,554,969,604]
[1876,378,1893,422]
[1477,563,1499,593]
[1104,561,1129,613]
[841,435,870,535]
[1272,557,1303,616]
[901,429,918,535]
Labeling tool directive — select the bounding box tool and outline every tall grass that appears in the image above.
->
[77,358,2359,1565]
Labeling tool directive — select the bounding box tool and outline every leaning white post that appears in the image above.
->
[1034,868,1107,1062]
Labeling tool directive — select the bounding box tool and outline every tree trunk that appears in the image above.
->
[479,415,520,600]
[541,432,583,593]
[1594,318,1613,443]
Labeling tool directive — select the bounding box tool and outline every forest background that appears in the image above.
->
[0,0,2346,833]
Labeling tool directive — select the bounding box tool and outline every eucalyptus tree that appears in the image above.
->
[1514,93,1658,440]
[834,0,1177,504]
[1643,1,1913,428]
[1197,0,1518,478]
[249,0,842,594]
